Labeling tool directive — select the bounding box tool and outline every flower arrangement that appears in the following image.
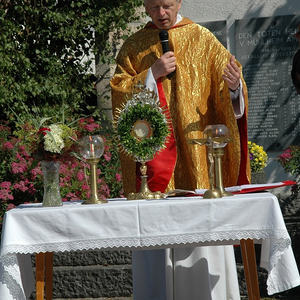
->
[248,141,268,173]
[14,119,78,162]
[278,146,300,180]
[0,114,123,226]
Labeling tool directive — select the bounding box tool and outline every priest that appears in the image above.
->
[110,0,250,299]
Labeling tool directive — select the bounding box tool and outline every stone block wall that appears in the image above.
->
[30,250,133,300]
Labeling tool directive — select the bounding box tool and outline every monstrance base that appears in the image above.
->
[127,191,164,200]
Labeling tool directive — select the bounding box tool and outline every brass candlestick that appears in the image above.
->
[79,135,107,205]
[189,124,233,198]
[127,161,164,200]
[83,157,107,204]
[203,138,222,199]
[209,126,233,198]
[213,147,233,197]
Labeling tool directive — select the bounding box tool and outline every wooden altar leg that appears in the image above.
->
[240,239,260,300]
[36,253,45,300]
[36,252,54,300]
[45,252,54,300]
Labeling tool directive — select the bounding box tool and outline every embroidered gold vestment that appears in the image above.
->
[110,18,250,195]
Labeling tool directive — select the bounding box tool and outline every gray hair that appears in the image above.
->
[144,0,181,4]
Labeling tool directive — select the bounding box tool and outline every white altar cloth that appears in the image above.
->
[0,192,299,299]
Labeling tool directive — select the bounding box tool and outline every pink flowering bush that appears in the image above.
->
[278,146,300,180]
[0,117,123,227]
[278,146,300,208]
[0,124,40,214]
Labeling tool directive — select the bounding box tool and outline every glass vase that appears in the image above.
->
[41,160,62,207]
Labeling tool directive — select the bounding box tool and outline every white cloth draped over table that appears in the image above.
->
[0,193,299,300]
[0,254,34,300]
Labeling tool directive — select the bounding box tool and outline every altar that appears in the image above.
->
[0,192,299,300]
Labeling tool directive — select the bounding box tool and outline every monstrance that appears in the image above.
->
[114,83,170,200]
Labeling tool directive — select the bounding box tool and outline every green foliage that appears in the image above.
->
[100,137,124,198]
[0,0,143,225]
[0,0,143,122]
[117,103,170,161]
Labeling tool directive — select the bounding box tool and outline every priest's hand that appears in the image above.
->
[151,52,176,80]
[222,55,241,91]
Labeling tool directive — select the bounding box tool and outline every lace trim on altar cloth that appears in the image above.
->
[2,237,141,256]
[0,229,292,297]
[265,241,298,295]
[1,229,289,255]
[139,229,290,248]
[0,255,27,300]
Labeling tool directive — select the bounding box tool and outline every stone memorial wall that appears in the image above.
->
[199,20,227,48]
[235,15,300,151]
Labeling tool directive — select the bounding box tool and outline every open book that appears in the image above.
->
[166,180,296,197]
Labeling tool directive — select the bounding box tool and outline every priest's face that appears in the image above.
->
[145,0,182,29]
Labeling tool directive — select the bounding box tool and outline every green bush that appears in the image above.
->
[0,0,144,225]
[0,0,143,122]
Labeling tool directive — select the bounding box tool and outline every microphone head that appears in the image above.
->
[159,30,168,41]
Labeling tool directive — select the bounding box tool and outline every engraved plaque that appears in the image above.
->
[235,15,300,151]
[199,20,227,48]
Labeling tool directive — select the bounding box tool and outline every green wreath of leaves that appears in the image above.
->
[117,102,169,161]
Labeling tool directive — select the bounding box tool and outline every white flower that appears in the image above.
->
[44,124,65,154]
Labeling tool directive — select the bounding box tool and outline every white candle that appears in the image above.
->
[89,136,95,157]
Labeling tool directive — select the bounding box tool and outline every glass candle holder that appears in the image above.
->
[204,124,229,148]
[79,135,106,204]
[79,135,104,159]
[203,124,233,198]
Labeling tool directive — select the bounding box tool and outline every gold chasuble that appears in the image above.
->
[110,18,250,195]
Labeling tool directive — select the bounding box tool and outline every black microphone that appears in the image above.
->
[159,30,175,79]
